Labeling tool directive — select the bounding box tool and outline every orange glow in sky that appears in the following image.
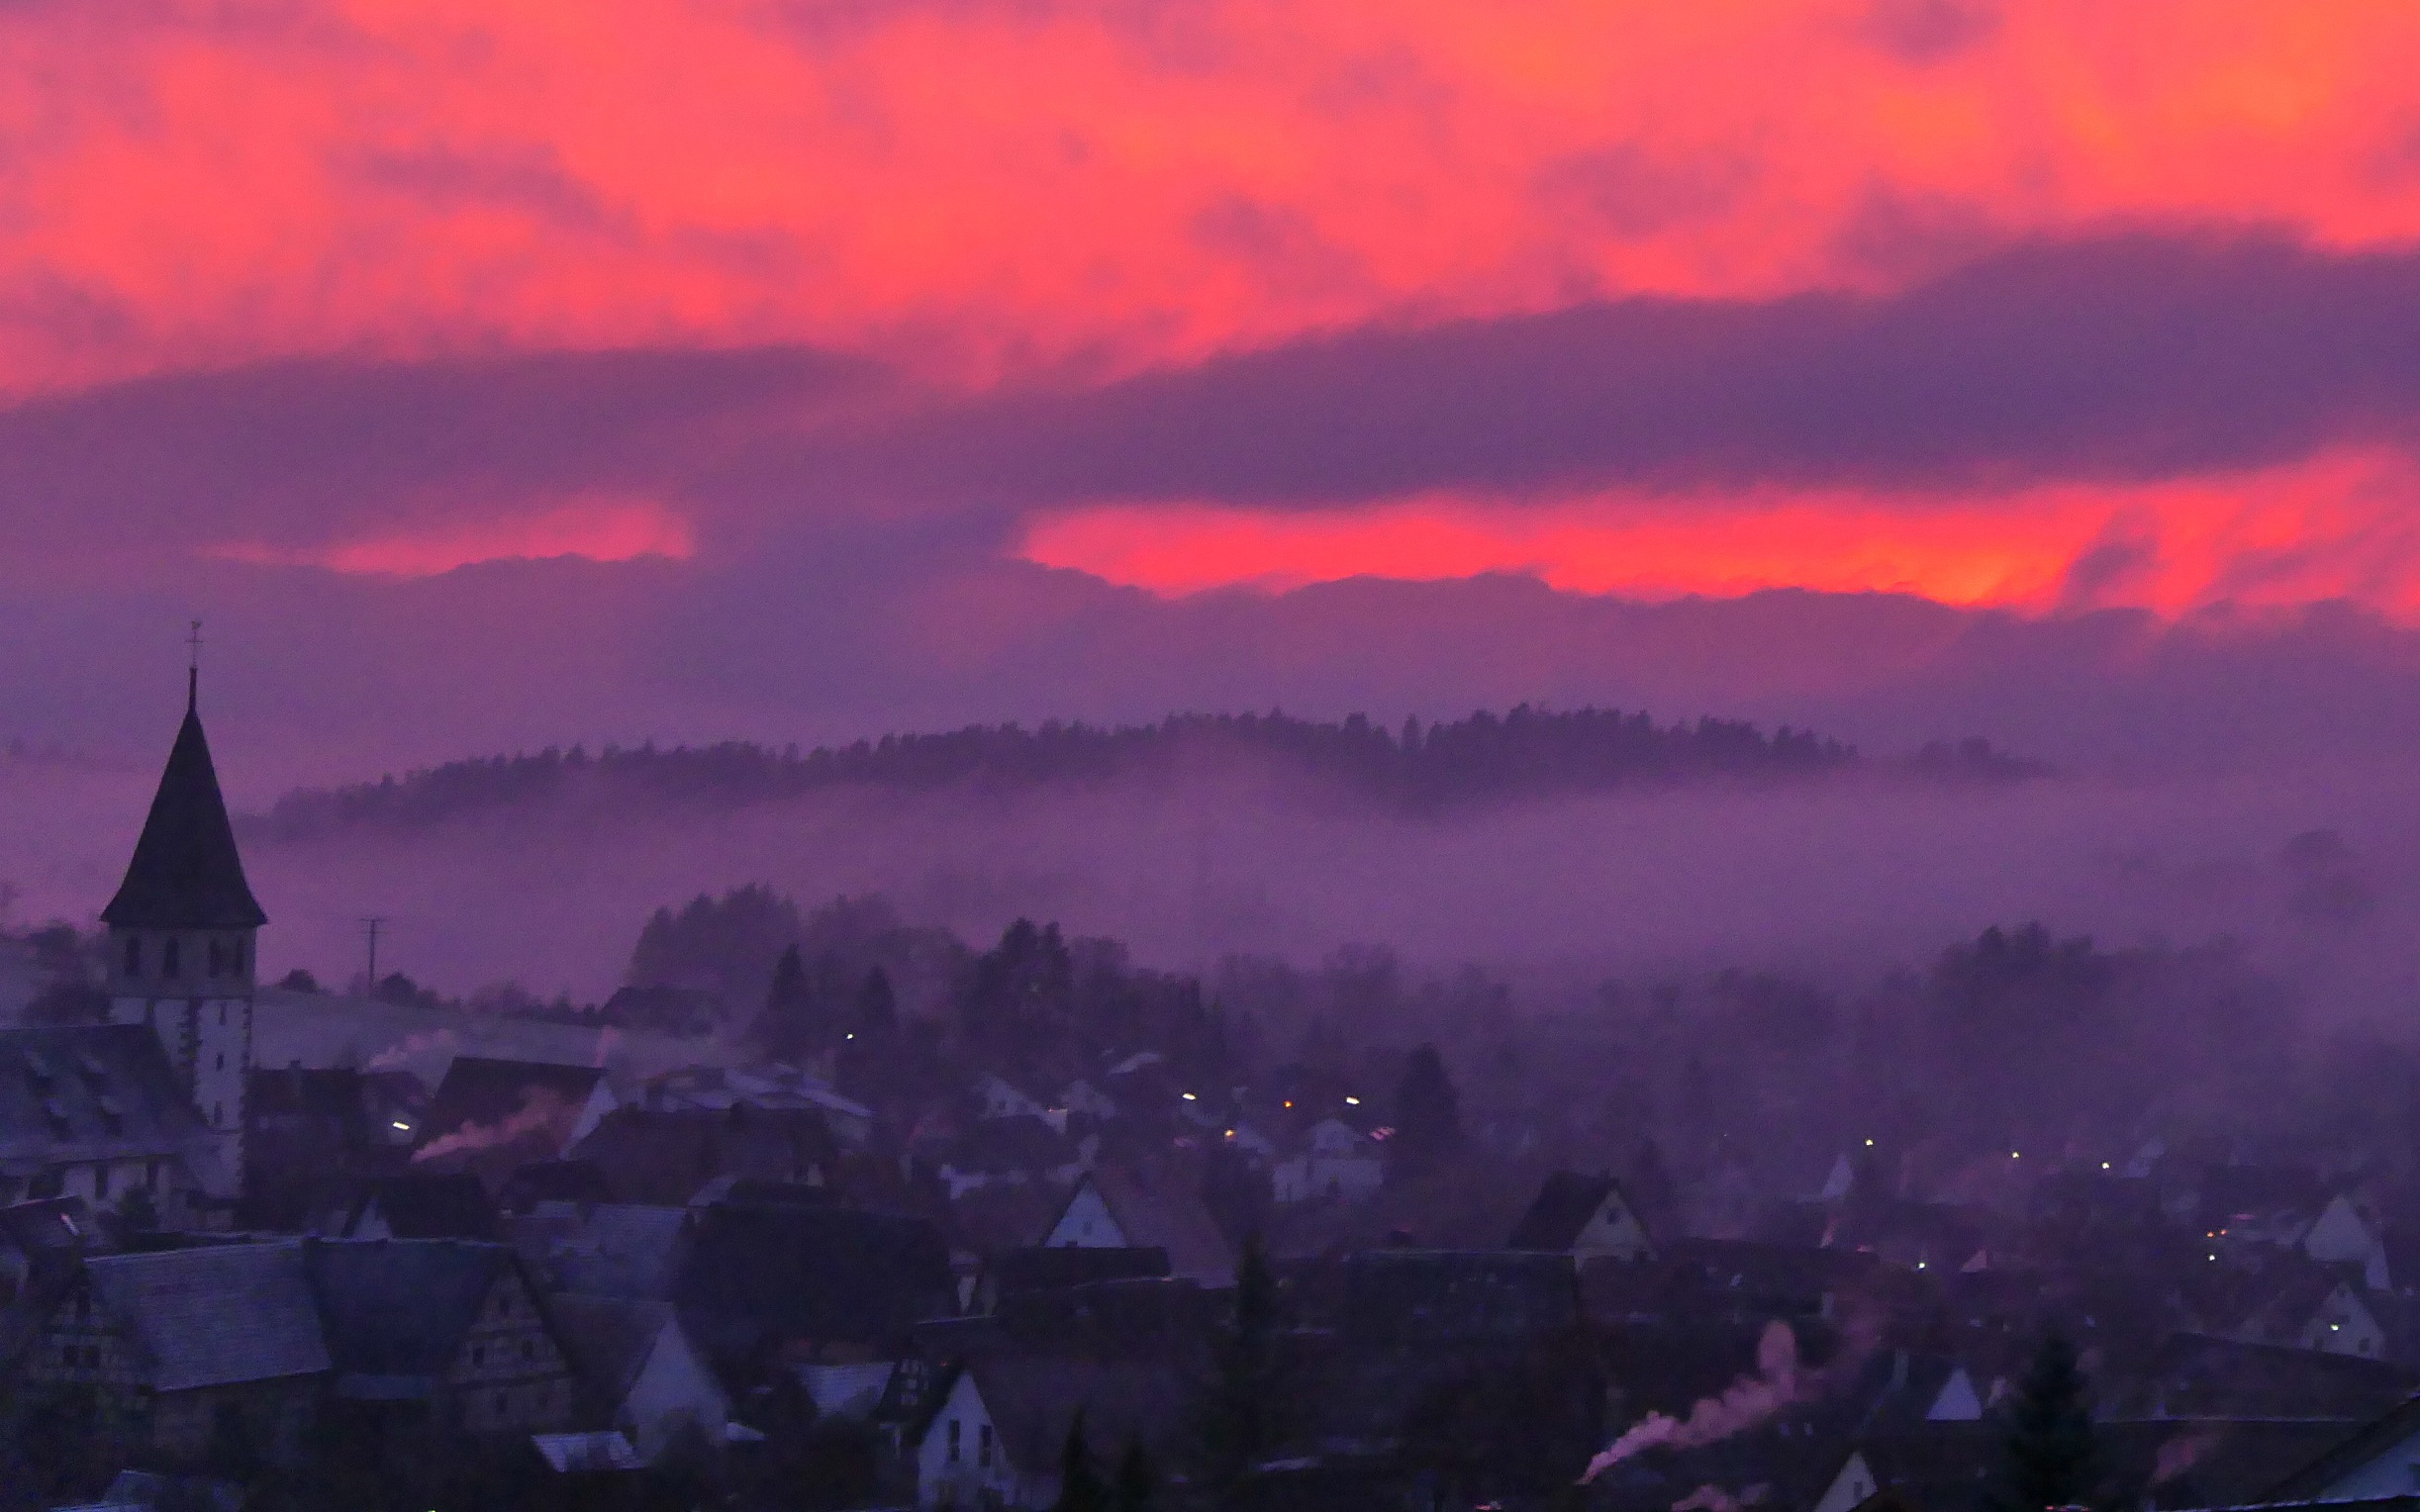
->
[8,3,2420,394]
[1022,453,2420,617]
[12,3,2420,622]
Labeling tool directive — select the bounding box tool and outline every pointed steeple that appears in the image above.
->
[101,674,267,930]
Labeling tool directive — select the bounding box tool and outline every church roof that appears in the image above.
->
[101,686,267,930]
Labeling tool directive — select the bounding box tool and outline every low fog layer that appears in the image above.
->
[5,747,2413,1018]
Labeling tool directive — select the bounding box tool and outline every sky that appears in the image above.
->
[10,1,2420,792]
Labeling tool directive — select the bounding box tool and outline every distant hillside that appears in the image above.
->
[252,707,2041,841]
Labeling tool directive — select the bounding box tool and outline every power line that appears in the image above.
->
[359,916,388,995]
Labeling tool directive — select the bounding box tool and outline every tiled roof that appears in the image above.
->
[87,1241,329,1391]
[1509,1172,1627,1251]
[546,1292,672,1401]
[1341,1249,1578,1346]
[1071,1167,1235,1287]
[303,1237,514,1385]
[675,1200,954,1368]
[513,1201,692,1299]
[0,1025,212,1176]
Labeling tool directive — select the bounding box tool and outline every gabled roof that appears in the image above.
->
[547,1292,674,1402]
[674,1200,955,1369]
[303,1237,522,1388]
[947,1114,1081,1177]
[101,694,266,930]
[0,1195,90,1259]
[1341,1248,1579,1346]
[2117,1332,2418,1420]
[2260,1393,2420,1500]
[416,1057,608,1180]
[988,1245,1172,1300]
[0,1025,213,1175]
[1051,1167,1235,1287]
[511,1200,692,1299]
[931,1356,1191,1476]
[1508,1172,1635,1251]
[349,1173,496,1240]
[85,1241,330,1391]
[571,1106,835,1205]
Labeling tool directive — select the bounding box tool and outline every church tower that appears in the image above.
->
[101,653,266,1174]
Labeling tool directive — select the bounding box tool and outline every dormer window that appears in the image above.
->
[162,939,180,979]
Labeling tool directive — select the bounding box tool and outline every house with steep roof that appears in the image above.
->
[413,1057,615,1189]
[1041,1167,1234,1288]
[1340,1248,1580,1347]
[914,1355,1190,1509]
[99,668,268,1171]
[303,1236,576,1440]
[10,1241,329,1466]
[1508,1172,1655,1263]
[936,1116,1086,1200]
[1272,1116,1387,1206]
[979,1246,1172,1313]
[240,1064,420,1229]
[2303,1192,2394,1291]
[977,1075,1050,1123]
[2262,1392,2420,1502]
[508,1199,693,1300]
[674,1199,956,1376]
[2213,1267,2388,1359]
[0,1024,226,1227]
[0,1195,89,1303]
[547,1293,728,1462]
[339,1172,497,1241]
[570,1104,837,1205]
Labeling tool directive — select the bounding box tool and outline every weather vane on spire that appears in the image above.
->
[187,618,203,709]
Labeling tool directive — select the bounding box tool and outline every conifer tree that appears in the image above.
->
[1989,1330,2102,1512]
[1113,1438,1155,1512]
[1057,1408,1109,1512]
[1200,1233,1282,1495]
[1390,1042,1463,1181]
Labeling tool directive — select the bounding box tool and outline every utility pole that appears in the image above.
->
[360,916,388,997]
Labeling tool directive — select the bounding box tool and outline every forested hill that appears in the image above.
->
[252,707,2039,841]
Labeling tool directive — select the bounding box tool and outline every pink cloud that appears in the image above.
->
[210,496,694,577]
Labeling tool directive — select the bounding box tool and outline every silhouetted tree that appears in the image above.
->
[856,965,898,1037]
[1988,1330,2102,1512]
[1200,1234,1283,1495]
[759,943,815,1057]
[1113,1439,1155,1512]
[1390,1042,1463,1181]
[965,918,1076,1060]
[23,981,107,1025]
[1056,1409,1108,1512]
